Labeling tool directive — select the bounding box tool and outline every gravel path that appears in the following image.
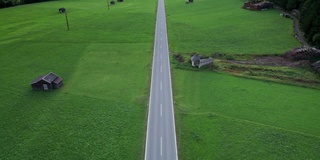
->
[292,16,309,46]
[274,6,309,46]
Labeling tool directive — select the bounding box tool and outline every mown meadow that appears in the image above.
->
[166,0,301,54]
[0,0,156,159]
[166,0,320,159]
[173,70,320,159]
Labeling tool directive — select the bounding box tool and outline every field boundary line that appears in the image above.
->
[180,111,320,139]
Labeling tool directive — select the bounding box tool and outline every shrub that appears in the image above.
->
[173,53,185,62]
[226,55,235,60]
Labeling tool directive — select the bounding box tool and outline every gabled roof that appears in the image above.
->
[198,57,214,68]
[43,72,58,83]
[31,75,45,84]
[30,72,60,84]
[53,77,63,84]
[191,54,202,62]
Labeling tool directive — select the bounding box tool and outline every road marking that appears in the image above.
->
[160,65,162,72]
[160,137,163,156]
[160,54,162,59]
[160,82,162,91]
[160,104,162,117]
[145,0,179,158]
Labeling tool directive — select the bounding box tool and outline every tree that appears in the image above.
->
[286,0,303,10]
[300,0,320,47]
[313,34,320,47]
[0,0,22,8]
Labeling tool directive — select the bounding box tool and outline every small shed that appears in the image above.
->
[191,54,214,68]
[30,72,63,91]
[191,54,202,66]
[198,57,214,68]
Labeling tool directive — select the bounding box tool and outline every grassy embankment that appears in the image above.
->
[166,0,320,159]
[0,0,156,159]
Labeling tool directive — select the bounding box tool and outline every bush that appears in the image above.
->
[312,61,320,73]
[173,53,185,62]
[313,34,320,47]
[226,55,235,60]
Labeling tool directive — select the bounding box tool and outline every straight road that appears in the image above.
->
[144,0,178,159]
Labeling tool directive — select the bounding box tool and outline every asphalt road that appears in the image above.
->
[144,0,178,159]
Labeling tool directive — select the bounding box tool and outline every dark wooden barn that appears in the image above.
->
[30,72,63,91]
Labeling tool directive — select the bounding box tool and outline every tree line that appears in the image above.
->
[0,0,53,8]
[269,0,320,48]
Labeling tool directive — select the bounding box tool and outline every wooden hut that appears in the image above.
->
[190,54,214,68]
[191,54,201,66]
[30,72,63,90]
[198,57,214,68]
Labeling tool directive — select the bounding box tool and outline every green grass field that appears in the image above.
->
[166,0,301,54]
[173,70,320,159]
[166,0,320,159]
[0,0,156,159]
[1,0,319,159]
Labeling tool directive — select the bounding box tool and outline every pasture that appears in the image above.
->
[0,0,156,159]
[166,0,320,159]
[173,70,320,159]
[166,0,301,54]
